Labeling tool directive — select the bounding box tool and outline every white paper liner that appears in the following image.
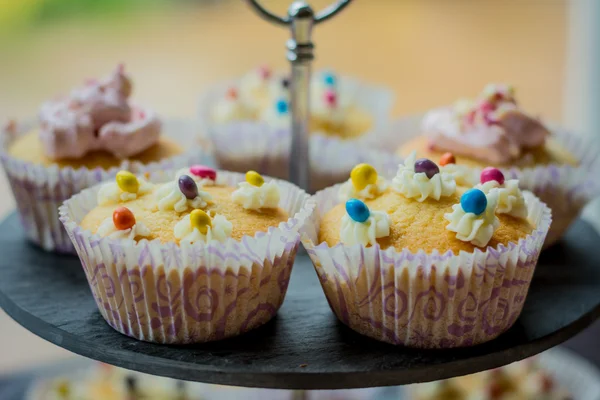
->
[198,75,398,192]
[301,184,552,348]
[387,113,600,247]
[59,171,315,344]
[0,118,210,253]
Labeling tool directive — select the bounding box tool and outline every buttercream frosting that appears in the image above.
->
[174,213,232,244]
[445,190,500,247]
[97,177,153,206]
[392,152,456,201]
[155,179,212,213]
[340,209,390,246]
[338,176,387,202]
[39,64,162,160]
[476,179,528,219]
[231,180,280,210]
[97,217,151,240]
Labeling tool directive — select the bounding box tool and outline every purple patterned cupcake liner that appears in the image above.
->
[198,76,398,192]
[0,118,211,253]
[301,185,552,348]
[388,114,600,247]
[59,171,316,344]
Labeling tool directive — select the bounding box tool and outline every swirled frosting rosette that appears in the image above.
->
[302,183,551,348]
[198,70,397,192]
[59,170,315,344]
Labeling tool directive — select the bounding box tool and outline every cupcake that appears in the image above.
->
[59,167,314,344]
[1,64,207,252]
[302,157,551,348]
[199,66,397,191]
[393,83,599,246]
[411,357,572,400]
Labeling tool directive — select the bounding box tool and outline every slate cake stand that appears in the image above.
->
[0,213,599,390]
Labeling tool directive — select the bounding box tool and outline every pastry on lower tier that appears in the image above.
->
[59,167,314,344]
[303,159,551,348]
[392,83,599,248]
[0,65,206,252]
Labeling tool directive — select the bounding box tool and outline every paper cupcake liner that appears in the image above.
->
[59,171,315,344]
[387,114,600,247]
[198,76,398,192]
[301,185,552,348]
[0,118,210,253]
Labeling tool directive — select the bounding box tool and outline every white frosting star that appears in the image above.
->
[392,151,456,202]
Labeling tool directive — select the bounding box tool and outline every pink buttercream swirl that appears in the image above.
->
[423,84,549,164]
[38,64,161,160]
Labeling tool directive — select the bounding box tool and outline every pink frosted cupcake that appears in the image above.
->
[393,83,599,247]
[199,67,398,191]
[1,65,208,252]
[303,160,551,348]
[59,167,314,344]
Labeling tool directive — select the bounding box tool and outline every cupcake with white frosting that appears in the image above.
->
[59,167,315,344]
[0,64,208,252]
[303,158,551,348]
[199,66,397,191]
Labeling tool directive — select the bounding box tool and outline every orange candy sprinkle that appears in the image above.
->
[439,152,456,166]
[226,87,238,100]
[113,206,136,230]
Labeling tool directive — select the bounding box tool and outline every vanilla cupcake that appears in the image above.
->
[392,83,599,247]
[1,65,208,252]
[59,167,314,344]
[302,158,551,348]
[199,67,396,191]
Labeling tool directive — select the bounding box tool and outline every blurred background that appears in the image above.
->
[0,0,599,389]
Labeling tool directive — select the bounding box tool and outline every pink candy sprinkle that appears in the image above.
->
[480,167,505,185]
[258,66,271,80]
[226,87,238,100]
[479,100,495,113]
[190,165,217,181]
[324,90,337,107]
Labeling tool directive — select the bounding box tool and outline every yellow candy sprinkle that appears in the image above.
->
[55,380,70,398]
[350,163,377,191]
[116,170,139,194]
[246,170,264,187]
[190,209,211,235]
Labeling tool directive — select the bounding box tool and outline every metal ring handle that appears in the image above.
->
[245,0,351,25]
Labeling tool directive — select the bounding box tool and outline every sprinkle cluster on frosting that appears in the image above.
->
[231,170,280,210]
[97,206,151,240]
[97,170,153,206]
[445,189,500,247]
[154,173,212,212]
[423,83,550,164]
[392,152,456,202]
[338,163,387,202]
[340,199,390,246]
[39,64,162,160]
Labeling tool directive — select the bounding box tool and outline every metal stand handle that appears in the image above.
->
[245,0,352,191]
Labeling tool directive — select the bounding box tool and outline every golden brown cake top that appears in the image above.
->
[320,161,533,254]
[81,167,288,245]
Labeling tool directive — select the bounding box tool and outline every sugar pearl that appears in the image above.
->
[346,198,370,223]
[246,170,264,187]
[190,209,211,235]
[461,189,488,215]
[480,167,505,185]
[350,163,378,191]
[178,175,198,199]
[113,206,136,230]
[190,165,216,181]
[414,158,440,179]
[116,171,139,194]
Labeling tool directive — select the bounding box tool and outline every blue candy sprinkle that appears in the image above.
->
[276,99,289,114]
[323,72,337,86]
[346,198,370,223]
[460,189,488,216]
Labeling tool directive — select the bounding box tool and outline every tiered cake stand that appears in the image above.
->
[1,0,599,394]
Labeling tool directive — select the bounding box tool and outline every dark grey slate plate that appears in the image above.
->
[0,213,599,390]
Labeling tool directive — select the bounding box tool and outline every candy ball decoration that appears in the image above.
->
[460,189,488,216]
[323,72,337,86]
[113,206,136,230]
[226,87,238,100]
[480,167,505,185]
[190,209,212,235]
[324,90,337,107]
[414,158,440,179]
[350,163,378,191]
[276,99,289,114]
[346,199,370,223]
[439,152,456,166]
[116,171,139,194]
[258,65,271,80]
[190,165,217,181]
[178,175,198,200]
[246,170,264,187]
